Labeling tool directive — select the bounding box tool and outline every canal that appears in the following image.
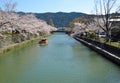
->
[0,33,120,83]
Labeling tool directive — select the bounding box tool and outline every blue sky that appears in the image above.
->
[1,0,95,13]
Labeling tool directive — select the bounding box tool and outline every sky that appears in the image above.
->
[0,0,96,14]
[4,0,119,14]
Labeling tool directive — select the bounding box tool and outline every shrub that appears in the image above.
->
[111,27,120,42]
[87,31,96,39]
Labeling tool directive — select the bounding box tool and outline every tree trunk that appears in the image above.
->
[105,30,111,43]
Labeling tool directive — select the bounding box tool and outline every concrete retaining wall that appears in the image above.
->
[74,36,120,65]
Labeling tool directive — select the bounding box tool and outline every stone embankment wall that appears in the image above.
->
[74,36,120,65]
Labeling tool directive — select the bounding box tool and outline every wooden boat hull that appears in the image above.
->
[39,39,48,45]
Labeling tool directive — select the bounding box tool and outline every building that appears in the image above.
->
[109,16,120,27]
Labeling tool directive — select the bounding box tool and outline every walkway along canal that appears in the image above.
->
[0,33,120,83]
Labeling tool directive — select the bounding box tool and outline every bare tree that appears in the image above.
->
[4,0,17,12]
[0,0,17,29]
[94,0,120,42]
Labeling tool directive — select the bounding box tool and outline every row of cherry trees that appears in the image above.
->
[0,1,57,47]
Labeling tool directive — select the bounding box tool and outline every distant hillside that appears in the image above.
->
[18,12,87,28]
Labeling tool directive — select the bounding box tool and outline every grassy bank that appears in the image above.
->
[81,37,120,48]
[0,36,45,55]
[94,38,120,48]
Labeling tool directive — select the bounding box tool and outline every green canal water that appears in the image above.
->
[0,33,120,83]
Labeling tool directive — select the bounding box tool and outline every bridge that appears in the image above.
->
[51,29,71,34]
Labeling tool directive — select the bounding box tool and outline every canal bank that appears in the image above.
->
[74,36,120,65]
[0,36,44,55]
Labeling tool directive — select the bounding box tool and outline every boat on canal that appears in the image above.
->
[39,38,48,45]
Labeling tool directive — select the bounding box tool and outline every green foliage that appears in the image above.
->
[0,31,12,36]
[111,27,120,41]
[87,31,96,39]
